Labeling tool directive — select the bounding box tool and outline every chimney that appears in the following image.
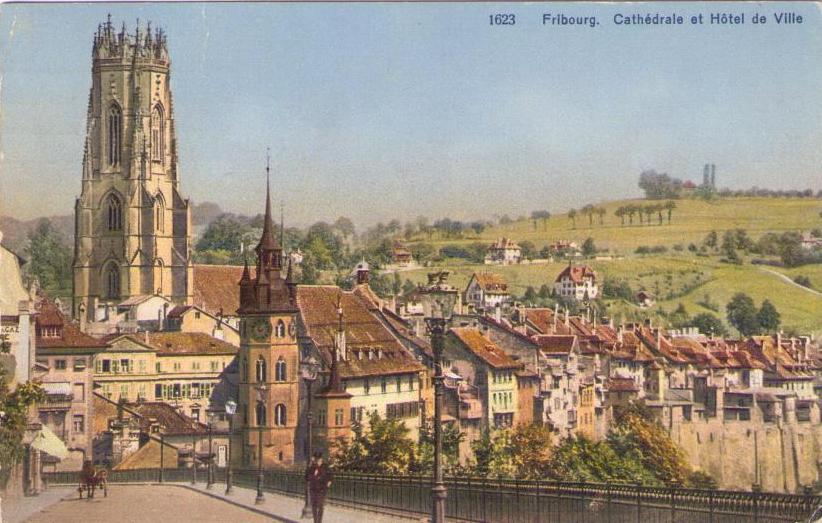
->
[144,330,149,344]
[564,308,569,327]
[494,304,501,324]
[618,325,624,344]
[336,300,347,361]
[162,302,169,331]
[656,329,661,351]
[777,330,782,348]
[553,303,558,331]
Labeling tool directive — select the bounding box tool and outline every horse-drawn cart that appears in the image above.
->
[78,460,107,499]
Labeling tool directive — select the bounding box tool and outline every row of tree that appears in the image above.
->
[330,406,714,488]
[614,201,677,226]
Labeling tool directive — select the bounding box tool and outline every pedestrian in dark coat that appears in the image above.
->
[305,451,333,523]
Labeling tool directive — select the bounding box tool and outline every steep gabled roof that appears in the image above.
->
[449,327,520,370]
[192,264,253,316]
[555,264,597,284]
[296,286,424,378]
[468,273,509,293]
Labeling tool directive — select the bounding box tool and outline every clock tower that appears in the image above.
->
[237,159,300,467]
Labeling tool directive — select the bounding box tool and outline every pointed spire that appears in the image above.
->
[280,199,285,252]
[256,148,278,251]
[240,249,251,282]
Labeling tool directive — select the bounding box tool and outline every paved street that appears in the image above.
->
[23,484,422,523]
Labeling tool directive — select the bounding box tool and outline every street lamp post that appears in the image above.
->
[255,384,267,505]
[191,432,197,485]
[425,301,449,523]
[224,399,237,495]
[206,415,214,489]
[300,356,320,519]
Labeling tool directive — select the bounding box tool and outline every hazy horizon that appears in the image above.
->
[2,2,822,227]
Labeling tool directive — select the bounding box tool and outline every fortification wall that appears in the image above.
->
[670,419,821,493]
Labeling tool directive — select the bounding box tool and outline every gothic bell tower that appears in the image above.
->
[237,158,301,467]
[73,17,193,321]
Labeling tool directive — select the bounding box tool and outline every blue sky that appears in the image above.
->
[1,2,821,227]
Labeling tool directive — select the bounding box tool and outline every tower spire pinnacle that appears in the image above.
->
[256,147,278,252]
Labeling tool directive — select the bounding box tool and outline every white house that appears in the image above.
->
[484,238,522,265]
[553,265,598,301]
[464,273,512,311]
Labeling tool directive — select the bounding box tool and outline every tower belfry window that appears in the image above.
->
[108,105,121,166]
[105,264,120,299]
[256,356,267,383]
[155,194,165,233]
[106,194,122,231]
[275,357,286,382]
[151,105,164,162]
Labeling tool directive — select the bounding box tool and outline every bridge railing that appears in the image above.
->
[44,468,819,523]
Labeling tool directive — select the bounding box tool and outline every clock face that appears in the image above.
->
[248,318,272,342]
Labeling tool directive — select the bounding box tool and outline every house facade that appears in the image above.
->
[484,238,522,265]
[554,264,599,301]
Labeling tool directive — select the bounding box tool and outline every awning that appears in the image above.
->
[42,382,72,396]
[30,425,69,460]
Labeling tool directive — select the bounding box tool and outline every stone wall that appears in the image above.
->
[670,418,821,493]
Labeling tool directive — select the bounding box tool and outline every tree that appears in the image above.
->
[568,209,577,229]
[196,214,249,253]
[519,240,535,260]
[597,207,606,226]
[24,219,73,298]
[331,412,414,473]
[615,206,626,226]
[704,231,718,249]
[0,373,44,468]
[531,210,551,230]
[523,286,538,303]
[664,200,676,224]
[416,418,464,473]
[756,300,781,333]
[627,205,637,225]
[691,313,726,336]
[638,170,683,200]
[333,216,356,241]
[581,237,597,257]
[582,204,595,227]
[726,293,760,336]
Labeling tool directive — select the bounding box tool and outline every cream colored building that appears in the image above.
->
[94,331,237,422]
[73,20,193,322]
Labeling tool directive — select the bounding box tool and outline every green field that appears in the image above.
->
[412,197,822,253]
[390,254,822,337]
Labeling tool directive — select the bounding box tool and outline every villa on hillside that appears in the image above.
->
[554,264,599,301]
[484,238,522,265]
[464,273,512,311]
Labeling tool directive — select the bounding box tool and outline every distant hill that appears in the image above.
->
[414,197,822,253]
[191,201,223,226]
[0,214,74,254]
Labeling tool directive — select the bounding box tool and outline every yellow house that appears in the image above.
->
[95,332,238,422]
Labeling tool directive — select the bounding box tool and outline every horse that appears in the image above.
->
[78,460,108,499]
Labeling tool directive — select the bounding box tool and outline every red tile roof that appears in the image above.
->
[533,335,577,354]
[607,377,639,392]
[35,300,108,350]
[555,264,597,284]
[296,286,424,378]
[469,273,509,293]
[192,264,252,316]
[449,327,520,370]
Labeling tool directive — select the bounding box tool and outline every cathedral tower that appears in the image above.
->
[73,18,193,320]
[237,158,302,467]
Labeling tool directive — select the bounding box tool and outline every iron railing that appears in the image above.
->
[43,469,820,523]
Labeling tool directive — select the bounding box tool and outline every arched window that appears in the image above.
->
[256,401,266,426]
[275,357,286,382]
[151,105,164,162]
[108,104,121,165]
[255,356,267,383]
[155,194,165,233]
[275,320,286,338]
[105,263,120,299]
[274,404,286,426]
[106,194,122,231]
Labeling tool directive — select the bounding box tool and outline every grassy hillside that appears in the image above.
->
[413,197,822,253]
[391,254,822,337]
